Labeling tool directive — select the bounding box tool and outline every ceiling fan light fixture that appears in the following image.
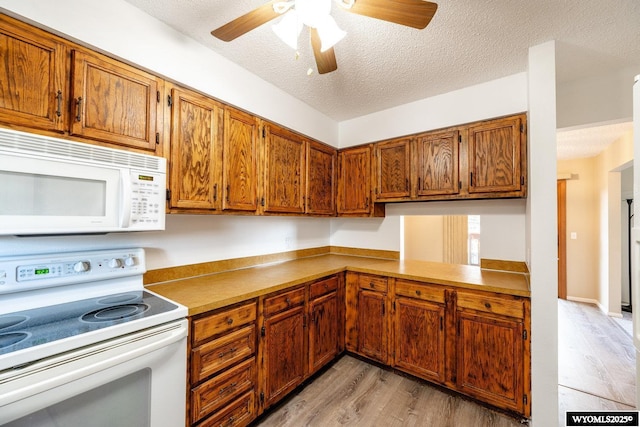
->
[272,10,303,50]
[316,15,346,52]
[296,0,332,28]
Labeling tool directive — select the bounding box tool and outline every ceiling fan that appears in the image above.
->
[211,0,438,74]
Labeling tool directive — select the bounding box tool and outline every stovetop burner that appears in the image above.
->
[0,291,178,356]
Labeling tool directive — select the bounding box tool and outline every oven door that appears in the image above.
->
[0,319,187,427]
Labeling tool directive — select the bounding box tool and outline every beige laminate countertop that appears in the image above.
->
[147,254,530,317]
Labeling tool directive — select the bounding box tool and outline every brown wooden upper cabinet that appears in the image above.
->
[0,14,163,155]
[306,141,337,216]
[167,86,223,211]
[337,145,384,217]
[222,106,259,212]
[69,49,162,152]
[467,115,525,195]
[373,113,526,203]
[263,122,306,214]
[0,15,67,133]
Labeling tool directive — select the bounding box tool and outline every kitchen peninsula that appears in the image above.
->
[147,247,530,426]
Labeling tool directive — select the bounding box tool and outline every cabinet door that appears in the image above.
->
[309,288,339,374]
[306,141,336,215]
[416,130,460,196]
[0,15,67,133]
[456,311,524,413]
[357,289,388,363]
[168,87,223,210]
[394,297,445,383]
[263,123,306,214]
[375,137,411,200]
[69,49,160,152]
[467,116,524,194]
[222,106,259,212]
[337,146,372,215]
[262,305,306,408]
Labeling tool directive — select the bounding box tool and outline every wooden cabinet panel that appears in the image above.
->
[191,357,255,424]
[395,279,445,304]
[309,275,339,299]
[263,123,306,214]
[357,274,389,293]
[456,310,524,413]
[198,391,255,427]
[357,289,388,363]
[395,297,446,383]
[191,325,256,383]
[375,137,411,200]
[263,287,305,316]
[467,116,524,194]
[168,87,223,210]
[69,49,160,151]
[456,292,524,319]
[0,15,67,133]
[306,141,336,215]
[192,301,257,346]
[222,106,259,212]
[309,282,339,374]
[337,145,372,215]
[416,130,459,196]
[262,304,306,408]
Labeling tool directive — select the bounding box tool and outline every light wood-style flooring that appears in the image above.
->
[253,300,636,427]
[558,299,636,425]
[255,356,524,427]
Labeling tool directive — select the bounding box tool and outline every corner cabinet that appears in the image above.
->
[337,145,384,217]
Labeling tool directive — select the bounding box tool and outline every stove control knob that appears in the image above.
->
[124,256,136,267]
[108,258,123,269]
[73,261,90,273]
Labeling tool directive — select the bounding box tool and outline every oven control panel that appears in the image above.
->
[0,248,145,294]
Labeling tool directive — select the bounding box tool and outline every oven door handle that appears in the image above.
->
[0,320,187,417]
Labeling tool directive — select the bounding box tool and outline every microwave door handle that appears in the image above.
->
[120,170,132,228]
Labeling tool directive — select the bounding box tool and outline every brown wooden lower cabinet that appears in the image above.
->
[187,273,530,426]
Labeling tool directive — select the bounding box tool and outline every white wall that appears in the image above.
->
[557,66,637,129]
[527,41,558,427]
[338,73,528,148]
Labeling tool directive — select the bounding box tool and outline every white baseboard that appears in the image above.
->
[566,296,623,318]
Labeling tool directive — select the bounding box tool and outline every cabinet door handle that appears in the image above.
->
[55,90,63,117]
[213,184,218,202]
[381,301,385,316]
[75,97,83,122]
[226,185,230,202]
[405,178,409,190]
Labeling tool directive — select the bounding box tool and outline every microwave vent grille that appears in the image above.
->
[0,129,163,172]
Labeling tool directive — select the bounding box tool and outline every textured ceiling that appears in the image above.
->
[122,0,640,158]
[557,122,634,160]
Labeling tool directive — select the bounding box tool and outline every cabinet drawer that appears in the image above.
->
[395,280,445,304]
[193,301,257,346]
[309,276,339,299]
[192,325,256,383]
[358,274,388,293]
[198,390,255,427]
[191,357,255,424]
[457,292,525,319]
[264,287,305,316]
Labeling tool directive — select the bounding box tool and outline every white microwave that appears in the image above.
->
[0,128,166,235]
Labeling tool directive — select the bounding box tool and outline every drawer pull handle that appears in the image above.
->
[285,297,291,305]
[324,283,328,290]
[484,302,492,309]
[369,282,375,288]
[226,317,234,325]
[415,290,422,296]
[219,347,237,358]
[219,382,238,396]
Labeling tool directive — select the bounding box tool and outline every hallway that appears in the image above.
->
[558,299,636,425]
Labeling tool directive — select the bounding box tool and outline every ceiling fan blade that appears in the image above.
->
[344,0,437,29]
[211,0,282,42]
[310,28,338,74]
